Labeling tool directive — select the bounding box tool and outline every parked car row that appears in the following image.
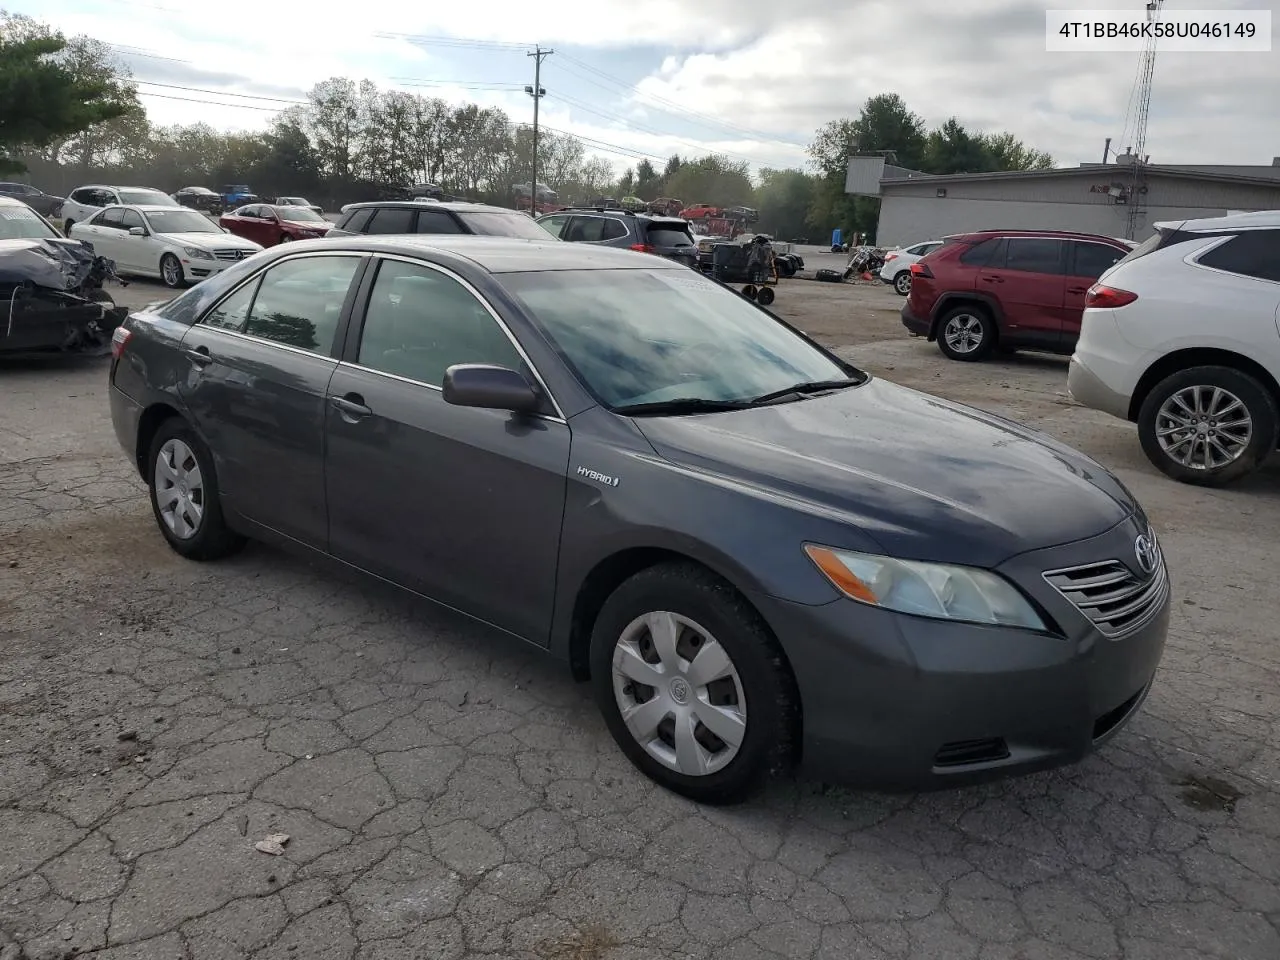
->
[897,213,1280,486]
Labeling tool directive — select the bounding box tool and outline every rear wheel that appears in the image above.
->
[1137,366,1278,487]
[757,286,775,306]
[590,562,798,805]
[146,418,245,560]
[64,219,75,234]
[936,305,996,362]
[893,271,912,296]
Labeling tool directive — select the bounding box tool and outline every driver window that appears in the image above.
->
[356,259,526,387]
[120,209,145,232]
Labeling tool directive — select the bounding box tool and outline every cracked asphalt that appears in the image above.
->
[1,277,1278,960]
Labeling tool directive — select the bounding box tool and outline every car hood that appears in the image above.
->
[632,377,1136,567]
[164,232,261,249]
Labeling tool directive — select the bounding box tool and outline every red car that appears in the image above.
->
[679,203,721,220]
[219,203,331,247]
[900,229,1132,361]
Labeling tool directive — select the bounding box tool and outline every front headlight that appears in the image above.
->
[183,246,214,260]
[804,544,1047,631]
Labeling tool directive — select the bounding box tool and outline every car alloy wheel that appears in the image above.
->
[611,611,747,777]
[936,306,995,362]
[160,254,184,288]
[1138,366,1279,487]
[894,271,912,296]
[1155,384,1252,472]
[154,438,205,540]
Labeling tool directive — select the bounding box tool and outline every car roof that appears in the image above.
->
[342,199,513,214]
[1154,209,1280,233]
[944,228,1127,244]
[258,234,688,273]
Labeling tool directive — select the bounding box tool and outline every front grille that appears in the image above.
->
[1043,553,1168,638]
[212,249,246,261]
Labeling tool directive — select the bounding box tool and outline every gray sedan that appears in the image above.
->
[108,235,1170,804]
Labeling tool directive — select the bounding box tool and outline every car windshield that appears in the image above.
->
[457,211,550,240]
[0,204,58,240]
[278,197,304,204]
[145,209,221,234]
[501,268,858,409]
[274,206,324,222]
[120,189,176,205]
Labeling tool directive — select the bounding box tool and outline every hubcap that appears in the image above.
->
[154,439,204,539]
[611,611,747,777]
[1155,385,1252,471]
[163,259,179,285]
[943,314,984,353]
[895,273,911,294]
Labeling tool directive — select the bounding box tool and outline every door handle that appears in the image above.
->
[982,276,1004,284]
[1068,287,1088,295]
[329,393,371,419]
[184,346,213,367]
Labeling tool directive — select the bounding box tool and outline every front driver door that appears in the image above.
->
[324,255,571,643]
[177,252,367,549]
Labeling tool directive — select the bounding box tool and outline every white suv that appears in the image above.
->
[61,185,180,233]
[878,239,943,296]
[1069,210,1280,486]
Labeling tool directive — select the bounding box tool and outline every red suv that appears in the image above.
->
[900,230,1132,361]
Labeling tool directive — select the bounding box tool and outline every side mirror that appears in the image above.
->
[442,364,541,414]
[129,226,146,236]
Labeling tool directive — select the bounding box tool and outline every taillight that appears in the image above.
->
[111,325,132,359]
[884,253,898,262]
[1085,284,1138,308]
[630,243,655,254]
[910,262,934,278]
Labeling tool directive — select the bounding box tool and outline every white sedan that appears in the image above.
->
[69,204,263,288]
[878,239,945,296]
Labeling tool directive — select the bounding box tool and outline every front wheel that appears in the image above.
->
[64,219,75,234]
[757,286,775,306]
[893,271,912,296]
[160,253,185,289]
[1137,366,1278,487]
[936,305,996,362]
[147,418,245,560]
[590,562,798,805]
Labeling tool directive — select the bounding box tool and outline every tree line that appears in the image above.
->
[2,11,1055,240]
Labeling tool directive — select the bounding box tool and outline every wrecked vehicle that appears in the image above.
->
[0,197,127,357]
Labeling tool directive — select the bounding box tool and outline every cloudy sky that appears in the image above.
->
[25,0,1280,176]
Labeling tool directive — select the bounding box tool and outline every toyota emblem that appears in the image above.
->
[1134,532,1159,576]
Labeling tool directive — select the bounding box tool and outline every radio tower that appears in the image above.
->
[1126,0,1164,239]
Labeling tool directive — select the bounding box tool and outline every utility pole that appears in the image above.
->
[525,46,553,214]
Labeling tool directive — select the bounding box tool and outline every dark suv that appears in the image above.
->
[535,207,698,268]
[901,229,1132,361]
[329,200,552,241]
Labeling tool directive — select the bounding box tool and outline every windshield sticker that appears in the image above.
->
[0,209,38,219]
[653,272,713,293]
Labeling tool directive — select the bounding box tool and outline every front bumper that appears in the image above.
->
[754,514,1170,790]
[183,255,250,281]
[901,303,931,337]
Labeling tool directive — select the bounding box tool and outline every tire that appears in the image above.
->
[64,219,75,234]
[159,253,185,289]
[757,286,775,306]
[741,284,757,300]
[1137,366,1278,487]
[146,418,245,561]
[589,562,798,805]
[936,304,996,362]
[279,233,291,244]
[893,271,912,296]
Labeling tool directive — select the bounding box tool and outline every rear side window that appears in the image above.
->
[1004,238,1064,274]
[340,208,374,232]
[415,210,464,234]
[958,238,1001,266]
[646,227,694,247]
[565,217,612,242]
[365,207,416,235]
[1070,241,1127,280]
[1195,230,1280,283]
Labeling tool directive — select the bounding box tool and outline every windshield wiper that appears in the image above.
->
[612,397,755,417]
[748,377,864,405]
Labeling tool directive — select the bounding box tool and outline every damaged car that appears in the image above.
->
[0,196,127,357]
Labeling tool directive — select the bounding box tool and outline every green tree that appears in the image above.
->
[664,155,752,207]
[634,158,659,197]
[981,131,1054,171]
[923,117,995,174]
[755,167,816,240]
[0,12,134,175]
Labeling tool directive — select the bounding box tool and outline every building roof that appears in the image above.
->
[879,164,1280,191]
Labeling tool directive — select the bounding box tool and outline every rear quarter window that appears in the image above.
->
[1194,230,1280,283]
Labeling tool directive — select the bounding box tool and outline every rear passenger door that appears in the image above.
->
[1064,240,1128,342]
[979,237,1067,349]
[177,253,367,549]
[324,255,571,642]
[414,209,464,234]
[364,206,416,235]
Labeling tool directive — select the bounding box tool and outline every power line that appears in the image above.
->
[134,90,286,112]
[132,79,306,104]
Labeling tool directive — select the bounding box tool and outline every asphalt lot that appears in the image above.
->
[1,270,1278,960]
